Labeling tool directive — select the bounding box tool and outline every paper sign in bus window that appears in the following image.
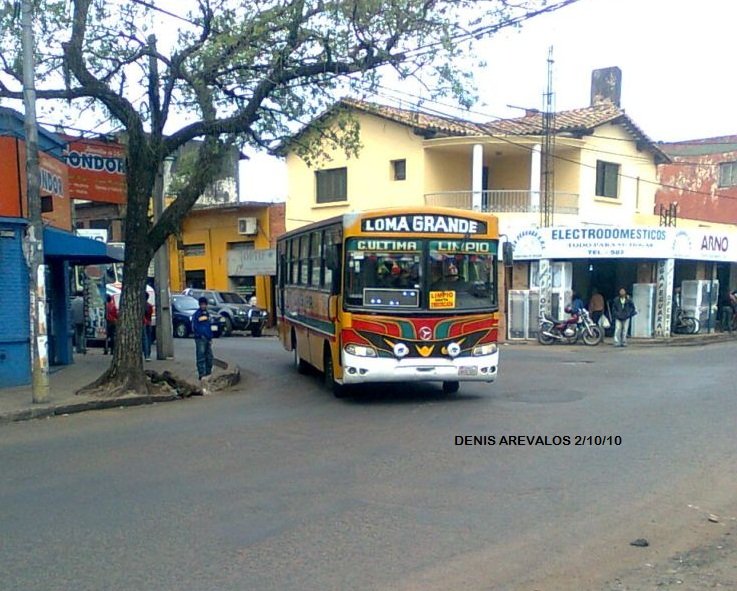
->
[430,290,456,309]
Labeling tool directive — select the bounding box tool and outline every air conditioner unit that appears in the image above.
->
[238,217,258,235]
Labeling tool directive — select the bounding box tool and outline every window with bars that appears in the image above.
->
[391,159,406,181]
[183,243,206,257]
[315,167,347,203]
[595,160,620,198]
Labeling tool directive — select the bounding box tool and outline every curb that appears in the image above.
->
[0,362,242,426]
[0,393,179,425]
[502,334,737,348]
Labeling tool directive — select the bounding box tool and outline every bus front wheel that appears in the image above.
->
[324,348,347,399]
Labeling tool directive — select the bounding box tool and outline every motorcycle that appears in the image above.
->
[538,307,603,346]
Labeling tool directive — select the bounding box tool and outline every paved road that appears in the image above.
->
[2,335,737,591]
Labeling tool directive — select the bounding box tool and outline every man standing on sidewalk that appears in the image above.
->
[71,292,86,354]
[192,297,214,386]
[142,292,154,361]
[104,295,118,355]
[611,287,637,347]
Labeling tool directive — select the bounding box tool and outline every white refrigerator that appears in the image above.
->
[631,283,656,338]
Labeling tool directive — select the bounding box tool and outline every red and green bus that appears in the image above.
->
[277,207,502,397]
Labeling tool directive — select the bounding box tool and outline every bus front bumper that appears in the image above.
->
[340,351,498,385]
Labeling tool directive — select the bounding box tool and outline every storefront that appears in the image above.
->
[505,225,737,340]
[0,218,122,387]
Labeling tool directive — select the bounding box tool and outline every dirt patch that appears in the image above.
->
[602,519,737,590]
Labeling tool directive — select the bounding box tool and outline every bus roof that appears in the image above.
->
[278,206,499,241]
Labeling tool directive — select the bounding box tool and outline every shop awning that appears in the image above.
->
[43,227,123,265]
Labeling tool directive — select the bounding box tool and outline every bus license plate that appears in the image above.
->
[212,325,219,332]
[458,366,478,376]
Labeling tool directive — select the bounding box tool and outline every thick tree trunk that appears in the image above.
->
[77,135,226,398]
[79,138,158,397]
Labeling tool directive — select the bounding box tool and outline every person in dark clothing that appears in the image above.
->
[72,292,86,354]
[192,296,214,381]
[588,288,605,324]
[571,292,585,314]
[142,292,154,360]
[610,287,637,347]
[104,295,117,355]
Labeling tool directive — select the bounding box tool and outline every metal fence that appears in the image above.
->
[424,190,579,215]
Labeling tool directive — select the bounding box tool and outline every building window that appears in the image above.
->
[185,269,206,289]
[719,161,737,187]
[89,219,110,232]
[315,167,347,203]
[595,160,620,198]
[183,243,206,257]
[391,159,406,181]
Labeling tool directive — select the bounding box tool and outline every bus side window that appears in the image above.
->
[287,238,298,285]
[325,243,342,295]
[299,236,310,286]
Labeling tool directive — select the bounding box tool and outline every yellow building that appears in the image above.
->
[283,70,737,339]
[168,202,286,323]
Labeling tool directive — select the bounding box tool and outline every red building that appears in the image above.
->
[656,136,737,225]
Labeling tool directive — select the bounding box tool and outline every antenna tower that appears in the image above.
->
[540,46,556,227]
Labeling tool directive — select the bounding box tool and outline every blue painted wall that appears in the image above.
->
[0,218,31,386]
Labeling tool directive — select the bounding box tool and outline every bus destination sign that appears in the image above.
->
[362,214,487,235]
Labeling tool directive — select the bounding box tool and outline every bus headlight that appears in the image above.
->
[393,343,409,358]
[472,343,498,356]
[446,342,461,358]
[344,344,377,357]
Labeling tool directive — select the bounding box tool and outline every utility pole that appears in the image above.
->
[21,0,49,402]
[147,33,174,359]
[153,158,174,359]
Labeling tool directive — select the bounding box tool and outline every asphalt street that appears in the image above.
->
[2,335,737,591]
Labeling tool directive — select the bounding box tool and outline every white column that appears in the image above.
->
[538,259,552,319]
[472,143,483,211]
[530,143,541,212]
[654,259,675,337]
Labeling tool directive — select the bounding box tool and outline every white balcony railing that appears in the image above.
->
[424,190,579,215]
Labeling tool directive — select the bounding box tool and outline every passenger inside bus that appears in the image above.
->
[430,259,462,290]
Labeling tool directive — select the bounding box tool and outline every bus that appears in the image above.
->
[276,207,505,397]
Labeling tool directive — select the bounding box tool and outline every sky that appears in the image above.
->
[239,0,737,202]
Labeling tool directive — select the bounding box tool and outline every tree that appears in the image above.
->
[0,0,578,396]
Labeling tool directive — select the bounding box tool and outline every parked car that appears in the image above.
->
[171,294,225,338]
[182,288,268,336]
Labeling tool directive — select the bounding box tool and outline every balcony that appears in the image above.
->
[424,190,579,215]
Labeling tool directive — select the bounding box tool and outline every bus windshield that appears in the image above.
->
[345,238,497,312]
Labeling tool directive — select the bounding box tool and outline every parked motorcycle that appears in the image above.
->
[538,307,603,346]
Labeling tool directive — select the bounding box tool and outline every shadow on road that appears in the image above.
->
[344,382,485,405]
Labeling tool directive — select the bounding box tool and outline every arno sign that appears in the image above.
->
[510,226,737,263]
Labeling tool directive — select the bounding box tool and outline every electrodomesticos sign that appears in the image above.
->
[362,214,487,234]
[510,226,737,263]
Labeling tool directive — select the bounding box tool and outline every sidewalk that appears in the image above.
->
[505,330,737,347]
[0,348,239,425]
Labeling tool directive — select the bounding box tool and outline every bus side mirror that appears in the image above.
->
[502,242,514,268]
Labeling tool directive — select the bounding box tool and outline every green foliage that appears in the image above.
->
[0,0,573,247]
